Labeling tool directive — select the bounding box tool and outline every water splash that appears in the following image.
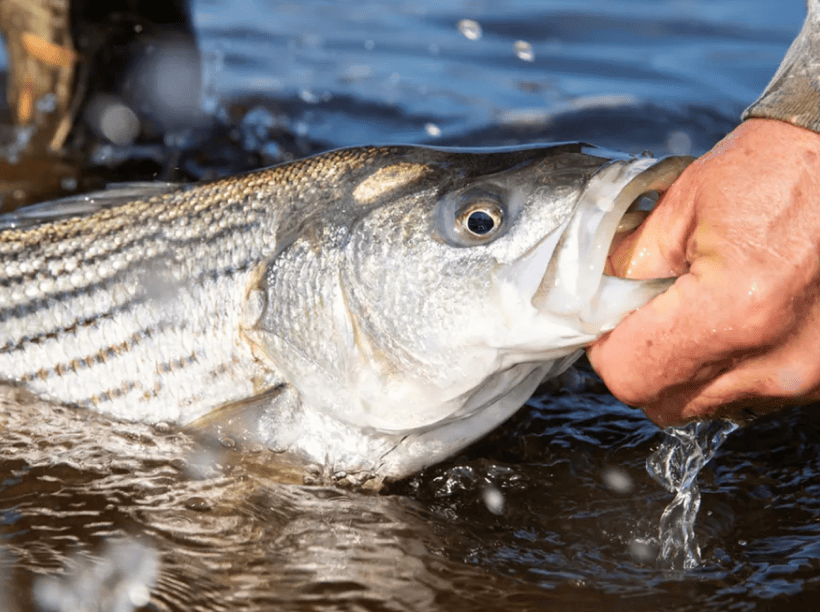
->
[33,538,159,612]
[647,420,739,569]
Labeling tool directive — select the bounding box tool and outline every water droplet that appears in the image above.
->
[648,421,739,569]
[481,484,505,515]
[299,89,319,104]
[86,94,140,145]
[184,496,213,511]
[32,538,158,612]
[601,466,634,494]
[424,123,441,137]
[667,130,692,155]
[628,538,658,563]
[457,19,482,41]
[153,421,171,434]
[364,39,375,50]
[514,40,534,62]
[128,584,151,606]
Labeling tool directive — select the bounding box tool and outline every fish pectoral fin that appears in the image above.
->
[582,275,676,333]
[185,384,319,485]
[185,384,287,446]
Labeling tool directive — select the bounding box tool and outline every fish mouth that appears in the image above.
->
[533,153,694,333]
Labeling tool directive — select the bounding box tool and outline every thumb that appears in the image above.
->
[587,270,724,413]
[607,178,695,280]
[589,168,717,413]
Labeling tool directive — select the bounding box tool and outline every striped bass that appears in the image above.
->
[0,144,691,481]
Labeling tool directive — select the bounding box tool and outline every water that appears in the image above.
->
[649,421,740,570]
[1,0,819,610]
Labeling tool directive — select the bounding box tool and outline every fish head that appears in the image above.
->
[252,144,691,477]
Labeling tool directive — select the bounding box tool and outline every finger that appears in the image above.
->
[641,351,820,426]
[606,169,698,280]
[611,277,817,426]
[676,326,820,422]
[587,255,786,416]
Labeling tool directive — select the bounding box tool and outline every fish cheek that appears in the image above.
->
[346,222,495,367]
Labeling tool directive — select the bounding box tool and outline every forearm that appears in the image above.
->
[743,0,820,133]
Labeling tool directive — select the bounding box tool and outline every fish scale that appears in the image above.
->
[0,144,690,479]
[0,147,387,421]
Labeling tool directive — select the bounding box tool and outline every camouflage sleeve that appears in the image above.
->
[743,0,820,132]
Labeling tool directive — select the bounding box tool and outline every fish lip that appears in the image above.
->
[533,154,694,316]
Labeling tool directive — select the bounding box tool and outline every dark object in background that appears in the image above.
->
[0,0,198,151]
[0,0,319,212]
[0,0,200,211]
[68,0,201,145]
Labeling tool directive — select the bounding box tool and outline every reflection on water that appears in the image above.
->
[4,370,820,611]
[2,0,819,610]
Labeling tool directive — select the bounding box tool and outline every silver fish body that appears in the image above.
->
[0,144,691,480]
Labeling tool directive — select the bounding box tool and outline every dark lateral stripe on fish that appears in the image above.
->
[0,264,238,352]
[0,298,148,354]
[0,230,164,289]
[0,208,156,259]
[14,320,175,382]
[74,349,210,409]
[76,380,144,409]
[157,358,243,410]
[0,207,264,290]
[1,285,202,357]
[0,265,156,327]
[0,195,266,272]
[0,227,262,331]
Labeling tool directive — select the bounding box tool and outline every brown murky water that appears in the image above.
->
[3,0,820,610]
[3,370,820,611]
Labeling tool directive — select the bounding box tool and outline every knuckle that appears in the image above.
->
[769,360,820,397]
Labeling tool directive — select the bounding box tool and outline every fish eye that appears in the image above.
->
[435,186,509,247]
[457,201,504,239]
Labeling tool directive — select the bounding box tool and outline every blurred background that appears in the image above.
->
[0,0,806,206]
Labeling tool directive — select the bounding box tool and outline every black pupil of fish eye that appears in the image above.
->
[466,210,495,235]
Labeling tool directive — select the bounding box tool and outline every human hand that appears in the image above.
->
[587,118,820,426]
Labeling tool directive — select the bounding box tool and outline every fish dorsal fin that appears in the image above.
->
[0,182,180,230]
